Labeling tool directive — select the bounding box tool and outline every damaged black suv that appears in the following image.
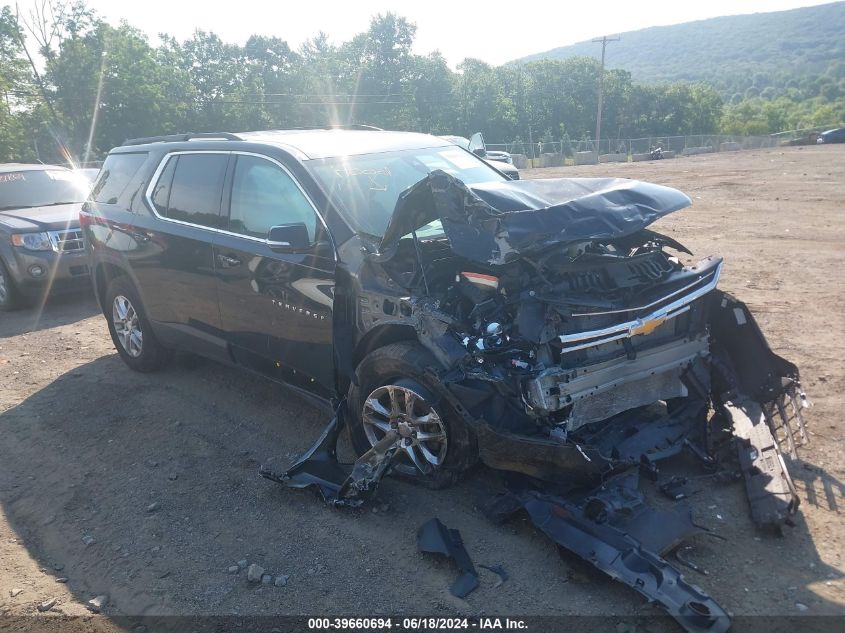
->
[83,129,806,504]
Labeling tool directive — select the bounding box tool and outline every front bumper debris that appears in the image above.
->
[487,473,730,633]
[709,292,809,529]
[417,518,480,598]
[259,401,400,508]
[724,397,800,529]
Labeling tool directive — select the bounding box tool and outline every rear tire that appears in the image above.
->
[105,277,172,372]
[0,260,23,311]
[347,342,477,489]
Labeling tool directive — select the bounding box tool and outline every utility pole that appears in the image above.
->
[592,35,619,159]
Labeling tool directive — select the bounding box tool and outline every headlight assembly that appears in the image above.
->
[11,232,53,251]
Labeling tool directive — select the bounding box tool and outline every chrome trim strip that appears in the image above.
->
[559,331,631,354]
[558,261,721,348]
[560,306,692,354]
[571,265,718,317]
[143,150,334,257]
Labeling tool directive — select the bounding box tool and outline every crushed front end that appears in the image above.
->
[368,171,808,524]
[266,170,809,633]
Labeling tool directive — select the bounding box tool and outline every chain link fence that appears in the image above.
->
[486,133,789,168]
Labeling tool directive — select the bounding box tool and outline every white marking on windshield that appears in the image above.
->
[332,165,391,191]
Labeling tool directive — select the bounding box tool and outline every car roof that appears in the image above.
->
[0,163,70,174]
[117,129,452,160]
[240,129,452,159]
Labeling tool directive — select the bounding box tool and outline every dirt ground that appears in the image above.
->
[0,145,843,629]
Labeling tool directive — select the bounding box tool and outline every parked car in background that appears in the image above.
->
[74,167,102,189]
[468,132,515,165]
[0,164,91,310]
[817,127,845,144]
[439,133,520,180]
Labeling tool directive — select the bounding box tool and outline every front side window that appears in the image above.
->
[228,155,317,241]
[152,153,228,229]
[306,146,505,237]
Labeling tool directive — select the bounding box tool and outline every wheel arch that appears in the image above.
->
[352,323,420,372]
[346,338,477,487]
[94,261,131,313]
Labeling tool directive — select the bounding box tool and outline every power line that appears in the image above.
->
[230,93,415,98]
[592,34,620,156]
[5,90,421,102]
[211,100,407,106]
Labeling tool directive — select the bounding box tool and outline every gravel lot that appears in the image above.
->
[1,145,843,628]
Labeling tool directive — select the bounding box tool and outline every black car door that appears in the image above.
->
[137,151,230,361]
[213,153,336,396]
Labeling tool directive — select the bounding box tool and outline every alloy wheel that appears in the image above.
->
[0,268,7,304]
[362,383,448,476]
[112,295,143,358]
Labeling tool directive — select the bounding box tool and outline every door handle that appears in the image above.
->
[111,222,151,242]
[216,253,241,268]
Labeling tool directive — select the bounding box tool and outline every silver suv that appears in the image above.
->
[0,164,91,310]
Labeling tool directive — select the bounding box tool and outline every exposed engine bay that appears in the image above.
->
[263,170,810,633]
[374,225,718,436]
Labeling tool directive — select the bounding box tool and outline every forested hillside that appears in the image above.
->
[1,1,843,164]
[518,2,845,104]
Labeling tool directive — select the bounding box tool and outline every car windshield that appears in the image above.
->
[307,146,506,237]
[0,169,88,211]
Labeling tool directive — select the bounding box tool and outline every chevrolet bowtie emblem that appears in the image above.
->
[629,316,666,337]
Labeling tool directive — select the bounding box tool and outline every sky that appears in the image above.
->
[21,0,840,66]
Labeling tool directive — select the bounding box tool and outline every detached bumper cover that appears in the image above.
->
[488,473,731,633]
[259,401,400,508]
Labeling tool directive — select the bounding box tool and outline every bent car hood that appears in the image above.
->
[380,171,691,265]
[0,203,84,232]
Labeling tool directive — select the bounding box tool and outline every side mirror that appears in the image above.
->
[267,223,311,251]
[472,147,487,158]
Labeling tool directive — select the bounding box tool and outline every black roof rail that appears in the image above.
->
[288,124,384,131]
[121,132,242,146]
[336,124,383,131]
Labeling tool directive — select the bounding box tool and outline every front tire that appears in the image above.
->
[105,277,172,372]
[0,260,23,311]
[347,342,477,488]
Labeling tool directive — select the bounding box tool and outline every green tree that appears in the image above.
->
[338,13,418,128]
[243,35,302,128]
[455,58,515,139]
[409,52,455,133]
[0,6,32,160]
[43,22,194,160]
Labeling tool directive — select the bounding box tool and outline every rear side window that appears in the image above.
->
[151,153,228,229]
[91,152,148,204]
[150,156,177,213]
